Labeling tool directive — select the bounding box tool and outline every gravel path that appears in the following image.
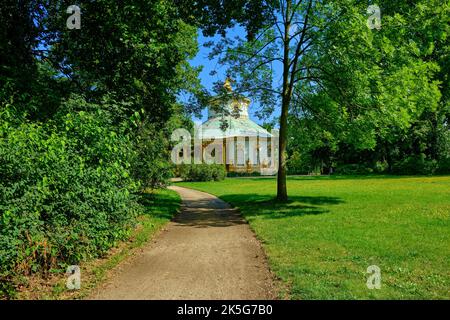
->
[89,186,275,300]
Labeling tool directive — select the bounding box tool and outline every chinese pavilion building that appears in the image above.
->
[195,78,278,175]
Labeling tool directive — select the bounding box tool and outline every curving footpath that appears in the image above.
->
[88,186,276,300]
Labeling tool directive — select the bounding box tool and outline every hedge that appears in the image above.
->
[0,103,141,297]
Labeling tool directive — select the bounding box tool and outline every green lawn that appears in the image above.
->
[178,175,450,299]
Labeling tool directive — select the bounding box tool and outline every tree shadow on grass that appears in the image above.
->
[138,191,180,220]
[230,174,428,182]
[287,174,419,181]
[220,193,344,219]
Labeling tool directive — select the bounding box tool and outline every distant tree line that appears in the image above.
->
[285,1,450,175]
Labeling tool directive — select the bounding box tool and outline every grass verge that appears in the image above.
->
[16,188,180,300]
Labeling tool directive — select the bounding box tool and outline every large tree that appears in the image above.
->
[205,0,354,200]
[1,0,202,125]
[205,0,446,199]
[286,0,448,174]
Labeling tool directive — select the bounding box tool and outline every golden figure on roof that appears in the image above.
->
[223,76,234,92]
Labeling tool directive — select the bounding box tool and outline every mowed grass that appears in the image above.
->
[178,176,450,299]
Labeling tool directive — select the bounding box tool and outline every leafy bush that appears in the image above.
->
[437,157,450,174]
[131,122,173,189]
[374,160,389,173]
[392,154,438,175]
[334,163,374,175]
[287,150,307,175]
[0,101,141,297]
[287,150,322,175]
[179,164,226,181]
[227,171,261,177]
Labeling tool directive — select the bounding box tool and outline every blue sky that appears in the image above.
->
[188,33,227,124]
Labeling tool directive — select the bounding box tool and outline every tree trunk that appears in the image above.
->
[277,97,289,201]
[277,1,291,202]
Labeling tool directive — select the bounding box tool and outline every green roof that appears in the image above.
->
[197,91,272,139]
[195,116,272,139]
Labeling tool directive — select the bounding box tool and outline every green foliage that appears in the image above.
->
[1,1,202,123]
[374,160,389,174]
[285,0,450,176]
[334,164,373,175]
[392,154,438,175]
[287,150,322,175]
[437,157,450,174]
[176,0,271,38]
[41,0,201,124]
[179,164,226,181]
[131,122,174,189]
[0,100,140,297]
[227,171,261,177]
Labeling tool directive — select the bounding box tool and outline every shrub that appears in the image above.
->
[287,150,324,175]
[392,154,438,175]
[374,160,389,173]
[287,150,305,175]
[437,157,450,174]
[334,163,373,175]
[227,171,262,177]
[0,102,141,297]
[179,164,226,181]
[131,122,173,189]
[287,150,311,175]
